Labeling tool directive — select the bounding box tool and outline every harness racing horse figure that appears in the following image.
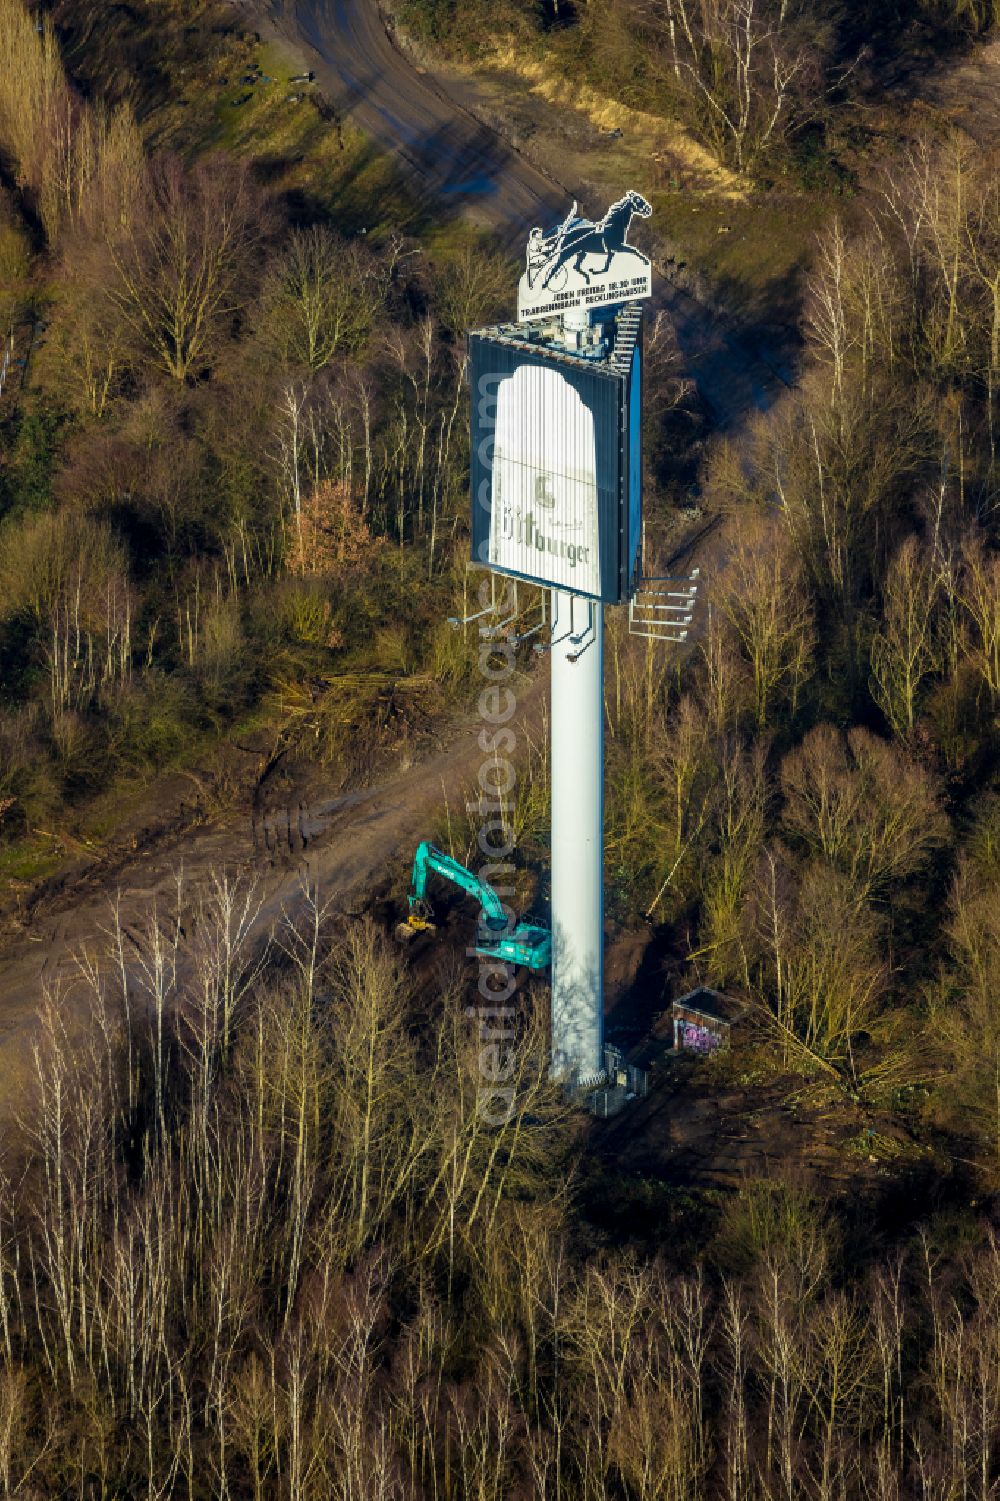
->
[525,191,652,293]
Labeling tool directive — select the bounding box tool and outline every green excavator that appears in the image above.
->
[396,840,551,972]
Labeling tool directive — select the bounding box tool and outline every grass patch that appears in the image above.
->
[0,837,65,886]
[209,39,306,152]
[194,37,437,237]
[651,190,832,323]
[845,1128,910,1163]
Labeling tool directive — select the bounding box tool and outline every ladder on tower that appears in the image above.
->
[609,302,642,372]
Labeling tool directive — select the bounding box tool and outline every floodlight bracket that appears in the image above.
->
[447,603,493,629]
[507,591,548,647]
[566,596,598,663]
[448,575,519,632]
[533,590,579,653]
[640,566,701,585]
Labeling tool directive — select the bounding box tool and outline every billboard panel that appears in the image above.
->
[470,323,641,605]
[490,364,601,595]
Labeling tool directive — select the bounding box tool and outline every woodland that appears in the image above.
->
[1,0,1000,1496]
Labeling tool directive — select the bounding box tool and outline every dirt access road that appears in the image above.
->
[0,672,549,1114]
[265,0,565,231]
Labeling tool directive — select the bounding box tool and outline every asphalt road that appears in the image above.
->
[262,0,566,234]
[256,0,791,423]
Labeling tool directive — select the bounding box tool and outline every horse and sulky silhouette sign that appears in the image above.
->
[517,191,653,323]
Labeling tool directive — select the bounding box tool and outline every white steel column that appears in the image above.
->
[550,587,604,1085]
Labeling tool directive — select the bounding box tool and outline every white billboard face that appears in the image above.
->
[489,365,601,595]
[517,190,653,323]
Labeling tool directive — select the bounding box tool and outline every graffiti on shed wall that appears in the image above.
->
[681,1022,720,1053]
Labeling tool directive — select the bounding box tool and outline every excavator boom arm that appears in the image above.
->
[410,841,508,930]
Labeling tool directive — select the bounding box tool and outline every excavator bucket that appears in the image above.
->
[395,915,436,944]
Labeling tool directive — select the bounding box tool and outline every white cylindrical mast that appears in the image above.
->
[549,587,604,1085]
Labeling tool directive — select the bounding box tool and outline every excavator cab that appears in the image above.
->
[476,921,552,972]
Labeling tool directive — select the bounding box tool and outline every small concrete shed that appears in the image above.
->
[671,986,747,1054]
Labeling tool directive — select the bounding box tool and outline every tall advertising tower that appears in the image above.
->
[468,193,653,1086]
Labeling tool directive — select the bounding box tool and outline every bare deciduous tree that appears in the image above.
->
[870,535,941,737]
[108,155,257,381]
[262,225,385,371]
[433,242,515,335]
[751,849,884,1066]
[960,532,1000,706]
[714,509,815,729]
[939,864,1000,1165]
[696,738,767,988]
[779,724,947,907]
[0,510,132,717]
[653,0,814,174]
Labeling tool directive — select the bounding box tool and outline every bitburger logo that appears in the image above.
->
[498,503,591,569]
